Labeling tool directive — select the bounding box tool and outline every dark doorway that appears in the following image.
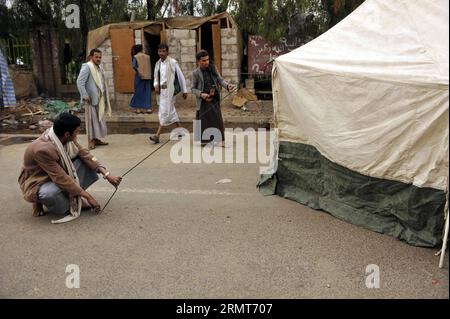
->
[200,23,214,62]
[144,32,161,82]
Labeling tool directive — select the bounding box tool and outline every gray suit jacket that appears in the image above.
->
[76,62,105,106]
[191,64,229,110]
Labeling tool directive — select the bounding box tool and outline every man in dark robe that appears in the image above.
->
[191,50,235,146]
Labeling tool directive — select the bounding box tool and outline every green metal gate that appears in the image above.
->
[0,37,32,66]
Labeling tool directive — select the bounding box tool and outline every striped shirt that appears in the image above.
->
[0,48,16,108]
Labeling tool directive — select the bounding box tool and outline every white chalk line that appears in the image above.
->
[89,187,258,196]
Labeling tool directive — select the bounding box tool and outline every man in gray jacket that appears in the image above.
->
[76,48,111,149]
[191,50,235,147]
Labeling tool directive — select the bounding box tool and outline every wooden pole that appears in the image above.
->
[439,186,449,268]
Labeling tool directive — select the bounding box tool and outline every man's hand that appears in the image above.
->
[72,136,83,150]
[155,86,160,95]
[200,93,209,100]
[106,174,122,188]
[80,190,101,213]
[83,96,92,104]
[182,93,188,99]
[227,84,236,92]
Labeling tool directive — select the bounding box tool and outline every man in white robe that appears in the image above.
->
[150,44,188,143]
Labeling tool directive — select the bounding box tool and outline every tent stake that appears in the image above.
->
[439,188,449,268]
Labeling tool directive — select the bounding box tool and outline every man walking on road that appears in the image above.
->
[149,44,188,144]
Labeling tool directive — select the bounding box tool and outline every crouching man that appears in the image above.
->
[18,112,122,223]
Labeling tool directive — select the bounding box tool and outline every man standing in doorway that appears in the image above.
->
[130,44,153,114]
[77,48,111,150]
[149,44,188,144]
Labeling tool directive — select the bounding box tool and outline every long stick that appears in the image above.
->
[84,102,91,145]
[100,138,171,214]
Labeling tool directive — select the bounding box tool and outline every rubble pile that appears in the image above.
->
[231,87,260,112]
[0,97,81,132]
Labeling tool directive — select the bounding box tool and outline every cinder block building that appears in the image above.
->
[86,12,242,111]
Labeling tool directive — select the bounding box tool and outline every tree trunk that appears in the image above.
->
[78,0,89,57]
[146,0,155,20]
[217,0,229,13]
[147,0,165,20]
[173,0,180,16]
[266,0,273,18]
[188,0,194,15]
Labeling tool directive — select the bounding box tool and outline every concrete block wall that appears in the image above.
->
[166,29,197,89]
[98,39,115,100]
[114,92,132,111]
[10,66,39,98]
[221,28,241,88]
[134,29,142,45]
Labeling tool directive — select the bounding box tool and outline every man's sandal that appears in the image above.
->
[94,139,109,146]
[32,203,46,217]
[149,135,160,144]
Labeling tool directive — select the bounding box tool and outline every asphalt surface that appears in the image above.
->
[0,133,448,298]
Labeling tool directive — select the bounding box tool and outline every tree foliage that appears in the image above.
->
[1,0,365,55]
[2,0,131,35]
[228,0,364,42]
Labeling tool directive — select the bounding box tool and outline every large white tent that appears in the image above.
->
[260,0,449,253]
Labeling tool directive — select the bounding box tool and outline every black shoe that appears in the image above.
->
[149,135,160,144]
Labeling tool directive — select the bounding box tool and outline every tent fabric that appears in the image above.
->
[87,12,237,56]
[272,0,449,191]
[258,141,446,247]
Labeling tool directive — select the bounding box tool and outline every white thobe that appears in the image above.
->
[154,59,187,126]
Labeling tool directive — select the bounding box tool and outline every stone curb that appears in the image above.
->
[77,115,272,124]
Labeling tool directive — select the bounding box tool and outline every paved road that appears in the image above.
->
[0,133,448,298]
